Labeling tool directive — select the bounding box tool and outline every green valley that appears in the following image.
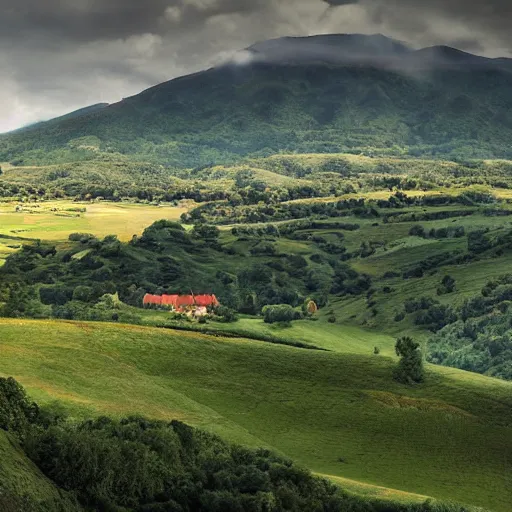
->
[1,33,512,512]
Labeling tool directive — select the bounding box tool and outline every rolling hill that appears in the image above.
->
[2,34,512,167]
[0,319,511,511]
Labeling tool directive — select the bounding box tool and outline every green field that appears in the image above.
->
[0,201,189,241]
[2,168,512,510]
[0,200,189,266]
[1,318,510,511]
[4,40,512,510]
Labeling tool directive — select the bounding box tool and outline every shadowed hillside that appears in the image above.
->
[2,35,512,166]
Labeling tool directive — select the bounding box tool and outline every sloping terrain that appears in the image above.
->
[2,35,512,166]
[0,319,510,511]
[0,430,78,511]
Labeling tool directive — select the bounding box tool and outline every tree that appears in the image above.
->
[262,304,298,324]
[437,275,456,295]
[393,336,424,384]
[192,224,220,242]
[0,377,39,439]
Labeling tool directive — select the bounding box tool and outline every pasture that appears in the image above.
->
[0,200,189,264]
[0,318,511,511]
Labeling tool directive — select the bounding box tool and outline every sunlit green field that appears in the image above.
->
[0,200,189,265]
[1,318,511,511]
[0,201,189,241]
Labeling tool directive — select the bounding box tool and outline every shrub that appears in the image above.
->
[437,275,456,295]
[408,225,426,237]
[262,304,299,324]
[214,306,238,323]
[394,311,406,322]
[0,377,39,439]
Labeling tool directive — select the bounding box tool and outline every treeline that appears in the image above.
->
[426,274,512,380]
[394,270,512,379]
[184,191,500,226]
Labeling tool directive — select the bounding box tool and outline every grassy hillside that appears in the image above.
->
[0,430,78,511]
[0,319,510,511]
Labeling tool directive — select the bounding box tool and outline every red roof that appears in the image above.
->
[143,294,162,305]
[162,294,180,306]
[195,294,220,307]
[143,293,219,310]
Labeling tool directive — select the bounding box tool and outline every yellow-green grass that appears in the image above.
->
[282,187,512,206]
[1,319,511,511]
[0,430,65,505]
[137,312,398,356]
[318,474,430,504]
[0,201,189,242]
[321,211,512,332]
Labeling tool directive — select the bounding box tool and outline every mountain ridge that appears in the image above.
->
[2,33,512,166]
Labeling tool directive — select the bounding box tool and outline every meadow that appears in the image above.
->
[0,200,189,265]
[0,318,511,511]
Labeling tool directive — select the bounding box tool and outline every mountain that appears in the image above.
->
[2,34,512,167]
[247,33,411,65]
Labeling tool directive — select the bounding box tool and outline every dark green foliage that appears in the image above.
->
[213,306,238,323]
[427,274,512,379]
[437,275,456,295]
[394,337,425,384]
[394,312,406,322]
[0,377,39,440]
[331,264,372,296]
[467,230,493,254]
[5,46,512,168]
[262,304,299,324]
[192,224,220,242]
[408,225,426,237]
[404,297,438,314]
[0,219,329,319]
[428,319,512,380]
[0,378,477,512]
[15,412,472,512]
[415,305,458,332]
[1,284,51,318]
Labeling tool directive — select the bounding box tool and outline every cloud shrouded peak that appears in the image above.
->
[0,0,511,132]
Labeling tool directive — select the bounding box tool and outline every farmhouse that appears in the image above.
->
[143,293,219,316]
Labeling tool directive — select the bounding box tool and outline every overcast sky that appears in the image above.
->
[1,0,511,133]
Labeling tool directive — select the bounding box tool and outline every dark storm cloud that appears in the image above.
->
[1,0,168,40]
[1,0,512,132]
[0,0,267,41]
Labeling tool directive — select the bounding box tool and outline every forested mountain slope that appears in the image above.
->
[2,35,512,166]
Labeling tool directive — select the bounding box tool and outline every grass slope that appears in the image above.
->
[0,430,74,511]
[0,319,510,511]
